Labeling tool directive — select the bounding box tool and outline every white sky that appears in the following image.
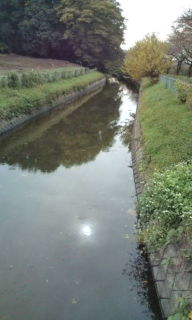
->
[119,0,192,49]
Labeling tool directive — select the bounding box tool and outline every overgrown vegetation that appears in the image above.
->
[167,297,192,320]
[0,42,9,54]
[0,71,104,120]
[138,78,192,249]
[176,80,192,107]
[173,75,192,84]
[139,162,192,249]
[0,67,90,89]
[0,0,125,72]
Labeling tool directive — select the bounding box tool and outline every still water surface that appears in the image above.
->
[0,84,161,320]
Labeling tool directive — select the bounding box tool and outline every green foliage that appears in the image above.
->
[0,0,25,52]
[168,297,191,320]
[139,80,192,175]
[173,75,192,84]
[21,72,43,88]
[123,34,172,81]
[19,0,64,58]
[0,0,64,57]
[138,79,192,250]
[0,77,8,88]
[0,0,125,71]
[176,80,192,107]
[0,42,9,53]
[7,72,20,88]
[57,0,125,70]
[0,67,87,89]
[0,71,104,120]
[141,77,154,89]
[138,162,192,248]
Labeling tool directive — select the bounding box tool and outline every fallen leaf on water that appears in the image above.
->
[127,209,137,216]
[188,311,192,319]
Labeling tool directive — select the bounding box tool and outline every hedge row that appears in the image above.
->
[0,67,95,89]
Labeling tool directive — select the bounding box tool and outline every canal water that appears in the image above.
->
[0,83,162,320]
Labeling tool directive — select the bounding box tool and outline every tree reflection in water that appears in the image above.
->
[0,84,121,173]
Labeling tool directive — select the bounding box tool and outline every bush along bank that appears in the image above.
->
[0,71,105,138]
[0,67,93,89]
[134,78,192,319]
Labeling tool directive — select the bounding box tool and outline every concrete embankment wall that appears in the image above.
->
[132,88,192,319]
[0,78,106,138]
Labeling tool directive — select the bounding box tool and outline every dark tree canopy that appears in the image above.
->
[0,0,125,71]
[57,0,125,70]
[0,0,25,51]
[18,0,65,58]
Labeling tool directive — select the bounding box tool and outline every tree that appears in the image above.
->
[168,31,187,75]
[57,0,125,70]
[0,0,25,51]
[18,0,66,58]
[169,9,192,76]
[123,34,171,81]
[176,9,192,76]
[0,0,125,72]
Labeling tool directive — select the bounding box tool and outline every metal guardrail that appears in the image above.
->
[160,75,192,94]
[159,75,177,93]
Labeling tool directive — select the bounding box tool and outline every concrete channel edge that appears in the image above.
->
[131,88,192,319]
[0,78,106,139]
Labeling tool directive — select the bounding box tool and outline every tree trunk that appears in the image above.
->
[188,64,192,77]
[176,60,182,75]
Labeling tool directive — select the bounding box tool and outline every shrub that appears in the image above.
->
[0,77,8,88]
[75,69,81,77]
[80,68,85,75]
[61,71,67,79]
[2,67,91,90]
[176,80,192,106]
[21,71,43,88]
[138,162,192,249]
[168,297,191,320]
[7,72,20,88]
[141,77,154,89]
[0,42,10,54]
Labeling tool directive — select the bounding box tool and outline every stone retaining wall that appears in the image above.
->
[131,88,192,319]
[0,78,106,138]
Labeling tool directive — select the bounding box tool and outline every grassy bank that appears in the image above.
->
[138,78,192,250]
[139,79,192,177]
[138,78,192,318]
[0,71,104,120]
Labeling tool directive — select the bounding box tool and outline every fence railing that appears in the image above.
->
[160,75,192,94]
[159,75,177,93]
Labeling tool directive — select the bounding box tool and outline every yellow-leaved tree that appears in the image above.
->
[123,34,172,81]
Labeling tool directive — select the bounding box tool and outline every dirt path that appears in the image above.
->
[0,54,78,72]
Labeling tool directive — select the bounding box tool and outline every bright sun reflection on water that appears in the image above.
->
[81,225,93,237]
